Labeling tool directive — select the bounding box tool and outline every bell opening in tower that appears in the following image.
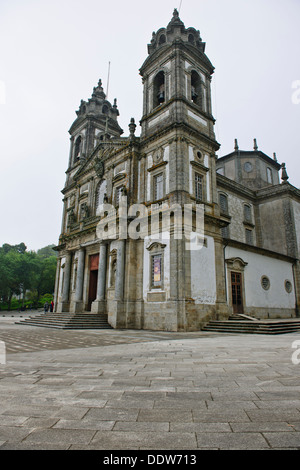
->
[191,70,201,106]
[153,71,165,107]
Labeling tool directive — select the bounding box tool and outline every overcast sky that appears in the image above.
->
[0,0,299,251]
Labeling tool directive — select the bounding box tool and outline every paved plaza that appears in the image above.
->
[0,311,300,451]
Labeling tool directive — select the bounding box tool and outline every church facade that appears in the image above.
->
[53,10,300,331]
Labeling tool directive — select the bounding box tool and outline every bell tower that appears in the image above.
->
[137,10,228,329]
[67,79,123,172]
[139,8,217,147]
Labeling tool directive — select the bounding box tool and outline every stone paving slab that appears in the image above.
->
[0,318,300,451]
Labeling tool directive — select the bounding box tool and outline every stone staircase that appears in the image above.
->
[16,312,113,330]
[202,315,300,335]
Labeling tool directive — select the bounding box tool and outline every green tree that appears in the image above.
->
[37,245,57,259]
[32,255,57,302]
[0,242,57,310]
[0,250,23,309]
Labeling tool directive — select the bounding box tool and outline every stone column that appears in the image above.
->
[115,239,126,301]
[97,243,107,300]
[60,252,72,312]
[215,239,230,320]
[53,257,61,313]
[73,248,85,313]
[91,243,107,314]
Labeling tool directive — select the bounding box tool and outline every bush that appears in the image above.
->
[39,293,53,308]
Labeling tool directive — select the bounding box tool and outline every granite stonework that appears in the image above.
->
[53,10,300,331]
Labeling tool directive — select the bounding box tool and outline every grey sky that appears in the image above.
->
[0,0,299,251]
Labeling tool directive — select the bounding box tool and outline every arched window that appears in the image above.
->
[191,70,201,106]
[74,135,82,161]
[158,34,166,45]
[102,105,109,115]
[153,71,165,107]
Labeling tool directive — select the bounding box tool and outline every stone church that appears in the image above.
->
[53,10,300,331]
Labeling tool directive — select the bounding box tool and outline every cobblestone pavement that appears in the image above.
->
[0,312,214,353]
[0,313,300,451]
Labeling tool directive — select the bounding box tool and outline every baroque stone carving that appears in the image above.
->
[94,157,104,178]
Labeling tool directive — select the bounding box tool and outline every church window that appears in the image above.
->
[154,173,164,200]
[261,276,270,291]
[74,135,82,161]
[102,105,109,115]
[267,167,273,184]
[195,173,203,200]
[221,226,229,238]
[245,228,253,245]
[158,34,166,45]
[147,241,166,291]
[151,254,163,288]
[115,185,123,207]
[95,180,107,214]
[153,71,165,107]
[285,280,292,293]
[219,193,228,214]
[191,70,201,106]
[244,204,252,223]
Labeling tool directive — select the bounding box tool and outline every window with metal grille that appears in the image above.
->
[261,276,270,290]
[285,280,292,293]
[244,204,252,222]
[195,173,203,200]
[245,228,253,245]
[154,173,164,200]
[151,254,162,287]
[221,226,229,238]
[219,194,228,214]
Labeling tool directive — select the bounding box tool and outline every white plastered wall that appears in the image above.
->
[225,246,295,310]
[190,234,216,304]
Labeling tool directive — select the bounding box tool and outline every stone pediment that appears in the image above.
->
[73,144,115,181]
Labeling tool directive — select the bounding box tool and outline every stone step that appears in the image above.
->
[228,314,258,321]
[202,319,300,335]
[16,313,113,330]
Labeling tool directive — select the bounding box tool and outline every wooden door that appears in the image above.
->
[87,254,99,311]
[88,270,98,311]
[231,271,243,314]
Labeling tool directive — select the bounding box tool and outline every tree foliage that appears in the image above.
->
[0,242,57,310]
